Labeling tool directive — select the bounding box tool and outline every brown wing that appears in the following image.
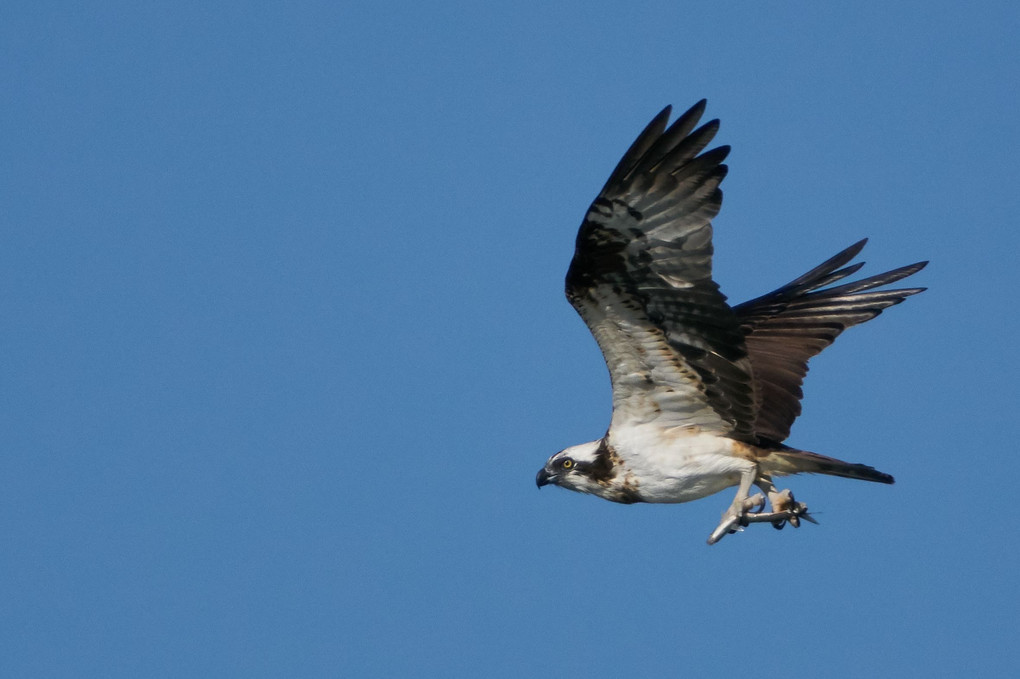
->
[733,239,927,442]
[566,101,756,439]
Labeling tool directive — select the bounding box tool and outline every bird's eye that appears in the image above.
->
[561,458,574,469]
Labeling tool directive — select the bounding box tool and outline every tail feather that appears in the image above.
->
[764,447,894,484]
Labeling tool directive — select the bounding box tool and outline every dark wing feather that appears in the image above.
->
[566,102,756,439]
[734,240,927,442]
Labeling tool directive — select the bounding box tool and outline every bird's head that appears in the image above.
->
[535,440,603,494]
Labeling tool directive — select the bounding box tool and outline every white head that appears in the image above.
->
[535,440,606,495]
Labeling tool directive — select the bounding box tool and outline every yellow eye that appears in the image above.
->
[561,458,574,469]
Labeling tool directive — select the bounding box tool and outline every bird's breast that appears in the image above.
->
[605,426,756,503]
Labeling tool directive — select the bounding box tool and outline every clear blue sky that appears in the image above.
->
[2,2,1017,677]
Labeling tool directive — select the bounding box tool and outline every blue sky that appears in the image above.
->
[2,1,1017,676]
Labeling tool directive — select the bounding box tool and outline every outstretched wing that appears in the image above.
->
[734,239,927,442]
[565,101,756,439]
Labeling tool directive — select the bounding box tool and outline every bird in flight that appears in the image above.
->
[535,100,926,544]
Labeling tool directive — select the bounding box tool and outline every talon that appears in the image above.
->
[766,488,792,529]
[707,471,775,545]
[766,488,812,529]
[769,488,795,513]
[744,493,766,514]
[734,493,765,528]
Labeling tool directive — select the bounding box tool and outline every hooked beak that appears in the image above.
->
[535,467,552,488]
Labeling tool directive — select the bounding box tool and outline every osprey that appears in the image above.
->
[535,101,926,544]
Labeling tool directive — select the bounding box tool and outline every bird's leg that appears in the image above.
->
[751,476,817,530]
[707,467,765,545]
[707,474,820,543]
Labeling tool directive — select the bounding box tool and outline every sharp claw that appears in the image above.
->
[763,489,816,530]
[708,479,822,544]
[744,493,766,514]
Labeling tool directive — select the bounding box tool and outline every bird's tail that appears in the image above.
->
[762,447,894,484]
